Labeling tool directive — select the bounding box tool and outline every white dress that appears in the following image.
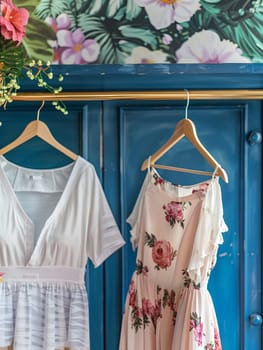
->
[0,156,125,350]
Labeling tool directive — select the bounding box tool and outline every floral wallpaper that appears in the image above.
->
[14,0,263,64]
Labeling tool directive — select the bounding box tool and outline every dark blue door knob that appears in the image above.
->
[247,131,262,145]
[249,313,263,326]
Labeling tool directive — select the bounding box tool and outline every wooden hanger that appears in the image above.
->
[0,101,78,160]
[141,118,228,183]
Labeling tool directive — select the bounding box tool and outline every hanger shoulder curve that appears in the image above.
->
[141,118,228,183]
[140,119,192,170]
[0,120,78,161]
[0,120,38,156]
[36,121,78,160]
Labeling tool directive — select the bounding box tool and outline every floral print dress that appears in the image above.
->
[119,169,228,350]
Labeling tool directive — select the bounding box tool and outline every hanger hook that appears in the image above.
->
[36,101,45,121]
[184,89,190,119]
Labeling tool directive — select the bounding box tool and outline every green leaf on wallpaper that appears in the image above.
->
[13,0,40,13]
[77,16,132,63]
[22,16,55,61]
[85,0,105,15]
[213,12,263,61]
[119,26,157,48]
[201,0,257,15]
[35,0,69,20]
[125,0,142,21]
[79,15,105,37]
[106,0,123,17]
[200,1,221,14]
[119,40,137,54]
[95,33,123,63]
[112,7,126,21]
[70,0,83,11]
[112,3,142,21]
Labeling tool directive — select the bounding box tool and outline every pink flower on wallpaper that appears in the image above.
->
[45,14,72,64]
[45,13,71,34]
[134,0,200,29]
[57,29,100,64]
[0,0,29,44]
[162,34,173,45]
[176,30,251,63]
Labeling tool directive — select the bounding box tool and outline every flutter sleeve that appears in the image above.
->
[126,172,150,250]
[188,177,228,275]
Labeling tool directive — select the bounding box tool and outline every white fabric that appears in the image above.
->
[0,156,125,350]
[0,266,85,282]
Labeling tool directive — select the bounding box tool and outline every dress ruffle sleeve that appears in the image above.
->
[126,172,150,250]
[188,177,228,277]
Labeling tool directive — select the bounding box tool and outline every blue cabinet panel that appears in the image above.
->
[103,100,262,350]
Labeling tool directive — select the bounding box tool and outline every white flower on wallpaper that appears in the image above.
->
[34,0,262,64]
[135,0,200,29]
[125,46,168,64]
[176,30,251,63]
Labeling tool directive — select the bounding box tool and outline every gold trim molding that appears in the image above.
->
[12,89,263,101]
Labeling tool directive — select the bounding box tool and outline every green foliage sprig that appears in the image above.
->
[0,0,68,114]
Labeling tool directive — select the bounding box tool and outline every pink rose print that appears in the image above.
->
[152,240,175,270]
[152,299,162,328]
[129,282,177,333]
[0,0,29,44]
[153,173,164,185]
[163,201,185,228]
[190,312,204,346]
[162,288,177,325]
[182,269,200,290]
[192,182,209,194]
[145,232,177,270]
[142,298,155,317]
[129,280,136,307]
[214,327,222,350]
[189,319,195,330]
[136,259,149,276]
[194,322,204,346]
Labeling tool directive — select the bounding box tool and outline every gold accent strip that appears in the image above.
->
[12,89,263,101]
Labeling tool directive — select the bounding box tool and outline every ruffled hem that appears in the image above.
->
[0,281,90,350]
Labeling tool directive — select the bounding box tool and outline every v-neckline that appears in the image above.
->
[0,156,81,265]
